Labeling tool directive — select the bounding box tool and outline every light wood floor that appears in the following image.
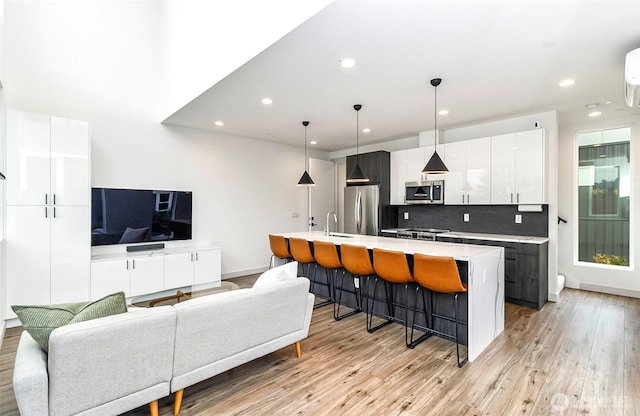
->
[2,282,639,415]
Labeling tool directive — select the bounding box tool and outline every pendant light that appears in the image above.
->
[421,78,449,175]
[297,121,315,186]
[346,104,370,183]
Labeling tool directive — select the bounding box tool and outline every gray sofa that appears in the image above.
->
[12,277,314,416]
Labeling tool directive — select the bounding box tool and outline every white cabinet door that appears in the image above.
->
[490,133,517,204]
[390,150,406,205]
[51,206,90,303]
[6,111,51,206]
[50,117,90,206]
[164,252,194,289]
[405,147,427,182]
[129,256,165,296]
[194,249,222,285]
[515,129,544,204]
[91,259,131,300]
[444,141,467,205]
[5,206,51,318]
[465,137,491,204]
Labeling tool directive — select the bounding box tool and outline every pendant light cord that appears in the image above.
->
[434,83,437,147]
[304,124,308,171]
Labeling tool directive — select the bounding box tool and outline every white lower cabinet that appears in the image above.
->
[165,248,222,288]
[90,247,222,300]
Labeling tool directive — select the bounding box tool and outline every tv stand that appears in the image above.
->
[90,245,221,300]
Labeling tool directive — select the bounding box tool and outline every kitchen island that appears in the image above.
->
[274,231,504,362]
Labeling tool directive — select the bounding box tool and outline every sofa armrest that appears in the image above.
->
[13,331,50,416]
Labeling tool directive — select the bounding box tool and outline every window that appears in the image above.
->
[577,127,631,267]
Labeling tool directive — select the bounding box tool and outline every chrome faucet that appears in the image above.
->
[326,211,337,236]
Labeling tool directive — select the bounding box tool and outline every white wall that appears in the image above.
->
[558,115,640,297]
[161,0,333,120]
[2,0,310,277]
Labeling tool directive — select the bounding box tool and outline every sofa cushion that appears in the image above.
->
[11,292,128,352]
[253,261,298,287]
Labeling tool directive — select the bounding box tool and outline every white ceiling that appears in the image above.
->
[162,0,640,152]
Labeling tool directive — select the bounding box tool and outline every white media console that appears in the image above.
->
[90,246,221,300]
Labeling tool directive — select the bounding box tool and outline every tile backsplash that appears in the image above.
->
[397,204,549,237]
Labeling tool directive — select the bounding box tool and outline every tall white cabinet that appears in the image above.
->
[5,110,90,319]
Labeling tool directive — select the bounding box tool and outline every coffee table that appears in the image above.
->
[130,281,240,307]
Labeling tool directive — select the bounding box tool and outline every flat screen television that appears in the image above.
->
[91,188,192,246]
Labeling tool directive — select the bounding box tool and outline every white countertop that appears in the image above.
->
[437,231,549,244]
[276,231,502,261]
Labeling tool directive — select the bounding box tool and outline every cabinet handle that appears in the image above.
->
[53,194,56,205]
[45,194,48,205]
[510,193,513,204]
[126,260,129,270]
[45,207,48,218]
[191,253,194,262]
[132,259,135,269]
[53,207,56,218]
[466,194,469,204]
[196,252,199,261]
[517,193,520,203]
[462,195,464,204]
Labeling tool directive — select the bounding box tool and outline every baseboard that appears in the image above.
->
[222,266,268,280]
[579,283,640,299]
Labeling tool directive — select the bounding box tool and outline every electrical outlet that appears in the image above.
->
[404,212,409,220]
[463,213,469,222]
[515,214,522,224]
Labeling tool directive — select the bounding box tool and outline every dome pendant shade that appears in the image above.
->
[422,150,448,175]
[346,163,369,183]
[422,77,449,175]
[298,170,315,186]
[297,120,316,187]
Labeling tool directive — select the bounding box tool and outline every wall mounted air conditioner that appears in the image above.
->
[625,47,640,107]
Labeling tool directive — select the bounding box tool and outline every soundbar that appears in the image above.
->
[126,243,165,252]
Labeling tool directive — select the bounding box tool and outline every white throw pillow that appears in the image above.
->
[253,261,299,287]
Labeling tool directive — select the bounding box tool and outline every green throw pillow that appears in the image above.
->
[12,292,128,352]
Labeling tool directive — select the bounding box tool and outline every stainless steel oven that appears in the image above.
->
[405,180,444,204]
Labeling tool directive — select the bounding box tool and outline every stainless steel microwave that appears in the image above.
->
[405,180,444,204]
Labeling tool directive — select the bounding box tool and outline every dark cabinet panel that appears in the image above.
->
[437,236,548,310]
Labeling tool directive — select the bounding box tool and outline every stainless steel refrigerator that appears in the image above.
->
[344,185,380,235]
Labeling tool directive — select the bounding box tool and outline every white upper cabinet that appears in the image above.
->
[491,129,544,204]
[6,111,51,205]
[51,116,90,206]
[390,150,406,205]
[6,111,89,206]
[390,145,444,205]
[444,137,491,205]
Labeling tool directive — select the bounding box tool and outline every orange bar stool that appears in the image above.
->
[370,248,414,341]
[411,253,468,367]
[289,237,330,308]
[315,241,360,320]
[268,234,293,269]
[338,244,375,321]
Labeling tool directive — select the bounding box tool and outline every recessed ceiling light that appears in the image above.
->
[588,111,602,117]
[339,58,356,69]
[439,109,449,115]
[261,98,273,105]
[542,40,557,48]
[310,140,317,145]
[214,121,224,126]
[362,128,371,133]
[559,79,575,87]
[586,103,599,108]
[604,100,613,105]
